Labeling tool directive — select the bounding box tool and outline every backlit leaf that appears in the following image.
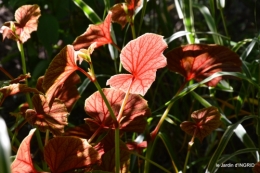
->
[37,73,81,112]
[0,84,40,106]
[25,94,68,136]
[73,12,113,50]
[180,107,221,142]
[85,88,150,133]
[44,136,100,173]
[94,132,130,172]
[106,33,167,96]
[166,44,242,86]
[42,45,79,107]
[0,4,41,43]
[110,0,141,28]
[11,129,38,173]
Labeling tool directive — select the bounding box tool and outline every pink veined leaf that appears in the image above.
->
[44,136,101,173]
[42,45,79,107]
[25,94,68,136]
[73,12,113,50]
[0,83,40,106]
[11,129,38,173]
[85,88,150,133]
[0,4,41,43]
[106,33,167,96]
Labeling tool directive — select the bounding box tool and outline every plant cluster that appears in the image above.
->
[0,0,259,173]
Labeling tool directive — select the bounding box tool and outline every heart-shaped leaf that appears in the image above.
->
[25,94,68,136]
[110,0,141,28]
[11,129,38,173]
[180,107,221,142]
[106,33,167,96]
[73,12,113,50]
[0,4,41,43]
[166,44,242,86]
[85,88,150,133]
[44,136,100,173]
[37,73,80,112]
[42,45,79,107]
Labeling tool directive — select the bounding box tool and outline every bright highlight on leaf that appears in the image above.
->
[107,33,167,96]
[166,44,242,86]
[180,107,221,142]
[44,136,100,173]
[110,0,141,28]
[25,94,68,136]
[73,12,113,50]
[0,4,41,43]
[85,88,150,133]
[42,45,79,107]
[11,129,38,173]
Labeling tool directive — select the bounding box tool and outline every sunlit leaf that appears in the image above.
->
[73,12,113,50]
[94,132,130,172]
[0,4,41,43]
[38,73,81,112]
[11,129,38,173]
[110,0,141,28]
[85,88,150,133]
[166,44,242,86]
[0,84,40,106]
[42,45,79,107]
[107,33,167,96]
[44,136,100,173]
[64,124,92,139]
[25,94,68,136]
[180,107,221,142]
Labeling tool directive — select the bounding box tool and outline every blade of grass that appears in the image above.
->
[206,115,256,173]
[164,31,190,44]
[72,0,102,24]
[216,148,258,170]
[158,132,179,173]
[193,3,222,45]
[181,0,196,44]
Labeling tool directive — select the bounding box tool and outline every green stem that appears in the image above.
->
[17,42,33,107]
[183,129,196,173]
[93,80,120,172]
[130,16,136,39]
[129,150,171,173]
[150,101,174,140]
[181,0,195,44]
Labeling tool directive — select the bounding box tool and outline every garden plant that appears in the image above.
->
[0,0,259,173]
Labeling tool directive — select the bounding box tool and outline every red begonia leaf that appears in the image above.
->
[44,136,100,173]
[10,73,31,84]
[85,88,150,133]
[0,4,41,43]
[106,33,167,96]
[11,128,38,173]
[0,84,40,106]
[94,132,130,172]
[110,0,141,28]
[64,124,92,139]
[25,94,68,136]
[73,12,113,50]
[38,73,80,112]
[166,44,242,86]
[180,107,221,142]
[42,45,79,107]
